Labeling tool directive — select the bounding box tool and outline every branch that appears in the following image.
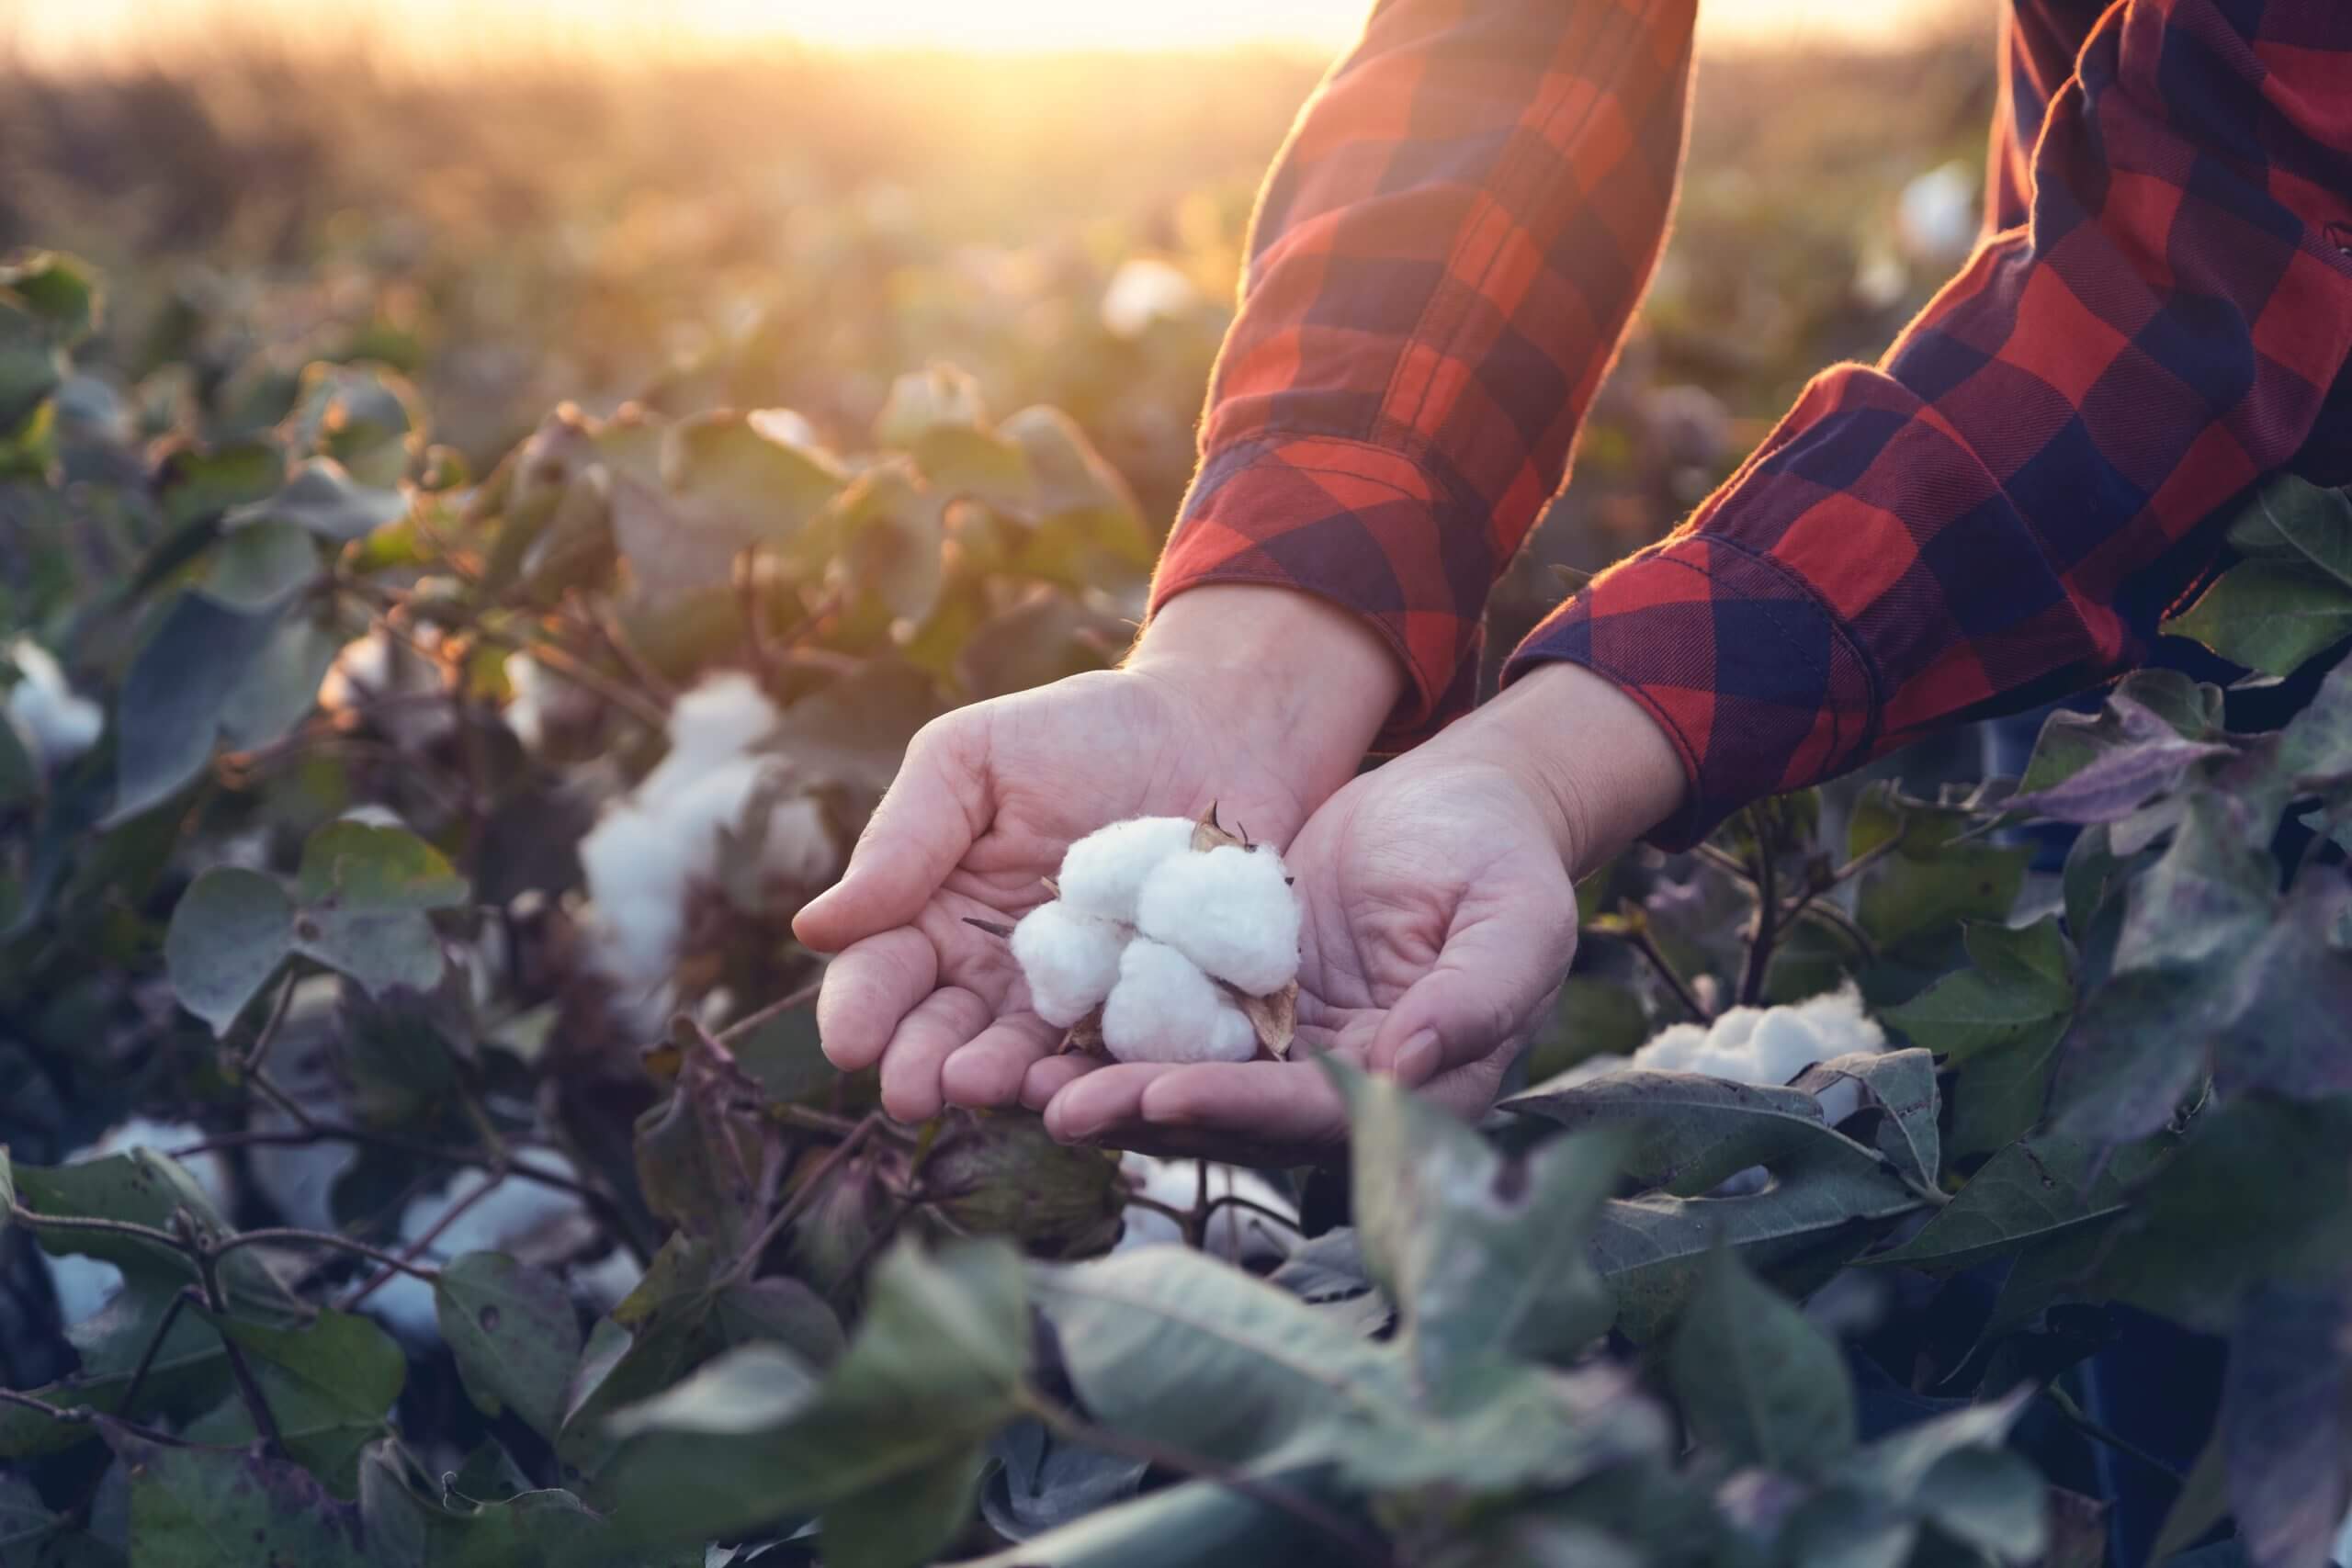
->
[720,1111,882,1289]
[241,967,302,1075]
[1611,903,1712,1023]
[111,1285,201,1422]
[1019,1393,1394,1568]
[1736,814,1779,1008]
[209,1226,443,1284]
[714,976,823,1046]
[178,1212,285,1461]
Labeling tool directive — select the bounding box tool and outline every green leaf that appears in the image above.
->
[1333,1060,1622,1381]
[297,820,469,911]
[2164,558,2352,678]
[185,1308,406,1495]
[2,252,100,343]
[729,1002,835,1104]
[436,1253,585,1440]
[109,591,284,824]
[12,1152,290,1308]
[2003,696,2233,824]
[2089,1096,2352,1330]
[2219,1281,2352,1568]
[763,660,943,801]
[952,1471,1329,1568]
[228,457,411,543]
[996,405,1154,571]
[1523,976,1651,1086]
[1790,1048,1939,1189]
[106,1428,368,1568]
[637,409,844,596]
[154,437,288,532]
[820,1446,986,1568]
[162,868,293,1035]
[201,519,321,612]
[1668,1244,1855,1474]
[2222,474,2352,591]
[825,459,948,629]
[1849,788,2027,956]
[217,616,340,752]
[1590,1151,1924,1341]
[287,364,420,488]
[1503,1069,1883,1198]
[1887,918,2073,1158]
[599,1239,1023,1540]
[1034,1246,1400,1470]
[1871,1133,2157,1273]
[872,365,989,450]
[0,1277,231,1459]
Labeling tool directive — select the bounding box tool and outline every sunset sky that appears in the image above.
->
[5,0,1991,66]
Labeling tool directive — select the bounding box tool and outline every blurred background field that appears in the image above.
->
[1,0,1996,659]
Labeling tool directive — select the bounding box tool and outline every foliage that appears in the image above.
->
[1,97,2349,1563]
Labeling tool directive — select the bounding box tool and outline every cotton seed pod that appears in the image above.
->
[1009,900,1125,1027]
[1102,938,1259,1065]
[922,1111,1126,1258]
[1135,842,1300,997]
[1056,815,1194,924]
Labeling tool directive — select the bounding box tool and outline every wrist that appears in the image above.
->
[1127,584,1404,807]
[1431,661,1688,874]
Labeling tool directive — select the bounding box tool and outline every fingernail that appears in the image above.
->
[1394,1030,1441,1084]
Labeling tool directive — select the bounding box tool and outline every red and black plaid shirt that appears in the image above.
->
[1151,0,2352,846]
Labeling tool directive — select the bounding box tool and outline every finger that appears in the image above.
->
[1020,1053,1095,1110]
[877,986,994,1123]
[814,928,938,1072]
[1137,1061,1350,1152]
[1368,912,1572,1087]
[940,1014,1064,1108]
[1040,1063,1169,1145]
[793,716,987,953]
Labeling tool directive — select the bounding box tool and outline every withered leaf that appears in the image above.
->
[1235,980,1298,1058]
[1061,1008,1104,1054]
[1190,801,1247,852]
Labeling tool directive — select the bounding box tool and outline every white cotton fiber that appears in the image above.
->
[1100,257,1202,340]
[5,638,102,771]
[1101,939,1259,1065]
[1010,900,1125,1027]
[1556,982,1885,1105]
[1057,816,1194,924]
[365,1159,593,1342]
[1135,843,1300,996]
[1115,1155,1301,1264]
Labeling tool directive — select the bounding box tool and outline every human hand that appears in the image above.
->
[1023,660,1687,1163]
[792,586,1401,1123]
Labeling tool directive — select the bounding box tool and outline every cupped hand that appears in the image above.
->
[792,587,1399,1124]
[1023,660,1689,1164]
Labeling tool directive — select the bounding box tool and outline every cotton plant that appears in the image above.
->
[989,807,1303,1064]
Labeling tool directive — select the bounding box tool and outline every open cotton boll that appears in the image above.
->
[1136,843,1300,997]
[637,671,778,802]
[5,637,103,770]
[1057,816,1194,924]
[1552,983,1886,1121]
[1011,900,1125,1027]
[1102,939,1258,1065]
[1100,256,1201,340]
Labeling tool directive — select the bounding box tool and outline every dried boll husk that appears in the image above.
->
[922,1110,1127,1258]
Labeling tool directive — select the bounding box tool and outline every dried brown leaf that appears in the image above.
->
[1236,980,1298,1058]
[1061,1008,1104,1054]
[1191,801,1246,852]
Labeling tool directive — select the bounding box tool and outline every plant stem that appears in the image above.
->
[1019,1393,1394,1568]
[110,1285,202,1422]
[177,1212,286,1461]
[720,1111,882,1289]
[1614,903,1712,1022]
[241,967,302,1075]
[1736,817,1779,1008]
[2043,1383,2182,1482]
[208,1226,445,1283]
[335,1174,500,1309]
[715,976,823,1045]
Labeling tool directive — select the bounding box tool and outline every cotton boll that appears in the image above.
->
[5,638,103,770]
[319,627,452,751]
[1057,816,1194,924]
[1010,900,1125,1028]
[1896,161,1978,268]
[1136,844,1300,996]
[1102,939,1258,1065]
[365,1161,593,1342]
[638,671,778,802]
[1784,983,1883,1063]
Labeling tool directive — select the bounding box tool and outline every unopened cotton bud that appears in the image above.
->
[1057,816,1194,924]
[1136,843,1300,997]
[1011,900,1125,1028]
[1102,939,1258,1065]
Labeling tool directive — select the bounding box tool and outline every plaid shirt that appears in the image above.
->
[1151,0,2352,847]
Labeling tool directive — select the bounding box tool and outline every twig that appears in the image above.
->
[1736,813,1779,1008]
[1189,1160,1210,1249]
[720,1111,882,1289]
[715,976,823,1046]
[110,1286,202,1423]
[207,1226,444,1284]
[1200,1192,1304,1236]
[178,1212,286,1460]
[577,592,676,705]
[490,628,668,733]
[168,1115,610,1213]
[2042,1383,2182,1482]
[336,1174,502,1309]
[1020,1393,1394,1568]
[1613,903,1712,1023]
[0,1389,189,1450]
[737,547,775,686]
[1787,897,1879,965]
[8,1203,187,1256]
[241,968,302,1075]
[1690,841,1752,884]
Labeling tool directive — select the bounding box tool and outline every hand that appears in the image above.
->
[792,586,1402,1124]
[1023,661,1688,1163]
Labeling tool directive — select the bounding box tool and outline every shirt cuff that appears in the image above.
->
[1503,533,1881,851]
[1149,435,1498,750]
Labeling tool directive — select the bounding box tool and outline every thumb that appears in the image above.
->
[1368,911,1575,1088]
[793,715,989,953]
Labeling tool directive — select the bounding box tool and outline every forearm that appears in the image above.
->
[1128,584,1405,810]
[1416,660,1687,876]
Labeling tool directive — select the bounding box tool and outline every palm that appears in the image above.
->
[800,669,1316,1121]
[1029,752,1581,1160]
